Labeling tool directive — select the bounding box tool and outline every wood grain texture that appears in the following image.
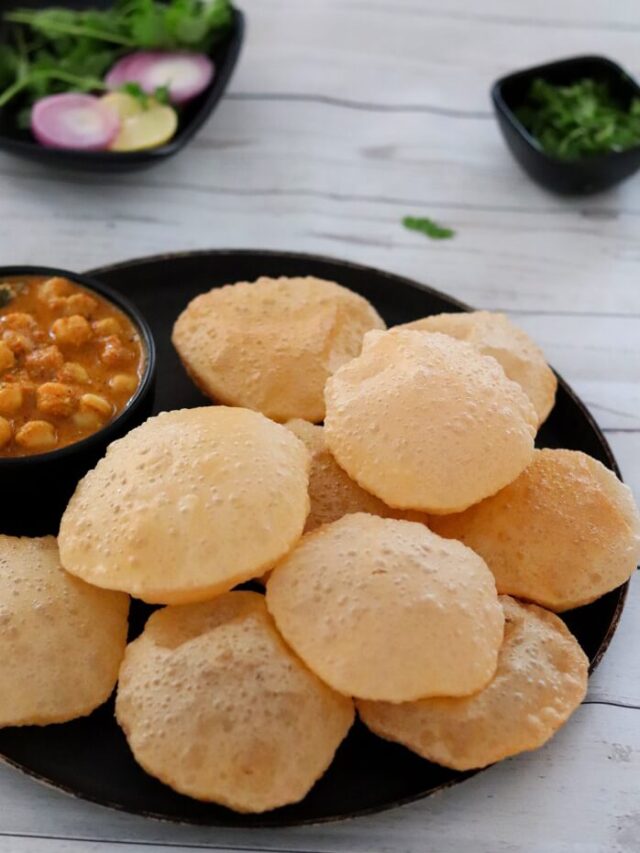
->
[0,696,639,853]
[0,0,638,850]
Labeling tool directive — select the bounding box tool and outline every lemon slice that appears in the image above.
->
[101,93,178,152]
[101,92,144,121]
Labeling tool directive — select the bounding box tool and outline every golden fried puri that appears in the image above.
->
[115,592,354,812]
[0,535,129,727]
[172,276,385,422]
[59,407,310,605]
[324,330,537,514]
[396,311,557,426]
[266,513,504,702]
[358,596,588,770]
[431,449,640,611]
[285,419,403,531]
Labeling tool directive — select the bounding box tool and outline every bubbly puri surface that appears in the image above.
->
[358,596,588,770]
[172,276,386,422]
[0,534,129,727]
[116,592,354,812]
[267,513,504,702]
[59,407,310,604]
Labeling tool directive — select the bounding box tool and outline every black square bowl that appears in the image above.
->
[0,1,244,171]
[492,55,640,195]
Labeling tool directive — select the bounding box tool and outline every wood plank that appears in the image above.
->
[229,1,640,112]
[606,431,640,497]
[341,0,640,28]
[588,575,640,708]
[2,145,640,316]
[512,315,640,431]
[0,702,638,852]
[0,838,263,853]
[5,93,640,221]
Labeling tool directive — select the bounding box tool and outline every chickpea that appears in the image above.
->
[72,410,102,431]
[39,277,72,303]
[0,384,23,414]
[37,382,76,418]
[0,416,11,449]
[0,312,37,332]
[0,341,15,372]
[15,420,57,451]
[61,293,99,318]
[92,317,120,337]
[109,373,138,396]
[58,361,89,384]
[100,335,133,367]
[25,345,64,378]
[51,315,92,347]
[3,330,34,355]
[80,393,113,418]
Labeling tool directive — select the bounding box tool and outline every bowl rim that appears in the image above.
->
[491,53,640,165]
[0,264,156,466]
[0,6,245,165]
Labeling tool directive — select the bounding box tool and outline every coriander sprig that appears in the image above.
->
[4,10,137,47]
[0,71,106,108]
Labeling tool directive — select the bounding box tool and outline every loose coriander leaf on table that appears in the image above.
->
[402,216,455,240]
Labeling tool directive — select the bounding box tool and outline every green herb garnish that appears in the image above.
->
[152,84,171,106]
[402,216,455,240]
[0,282,22,307]
[120,81,148,103]
[515,77,640,160]
[0,0,232,109]
[119,81,171,108]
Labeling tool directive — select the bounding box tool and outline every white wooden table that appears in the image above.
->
[1,1,639,850]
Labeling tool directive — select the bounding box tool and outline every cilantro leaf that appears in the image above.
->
[118,82,171,108]
[120,80,150,106]
[153,84,171,105]
[0,45,20,88]
[0,283,19,307]
[402,216,455,240]
[515,78,640,160]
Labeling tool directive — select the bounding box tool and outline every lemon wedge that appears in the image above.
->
[101,92,178,152]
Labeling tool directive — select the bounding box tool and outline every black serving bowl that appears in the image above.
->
[492,55,640,195]
[0,1,244,172]
[0,266,156,536]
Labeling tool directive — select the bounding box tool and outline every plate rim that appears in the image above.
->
[0,248,628,828]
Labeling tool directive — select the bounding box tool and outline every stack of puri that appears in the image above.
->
[2,275,638,814]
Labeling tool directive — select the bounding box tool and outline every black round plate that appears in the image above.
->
[0,250,628,827]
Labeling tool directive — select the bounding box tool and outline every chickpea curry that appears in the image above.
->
[0,276,145,457]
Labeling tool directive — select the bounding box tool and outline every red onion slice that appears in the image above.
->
[31,94,121,151]
[105,52,215,105]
